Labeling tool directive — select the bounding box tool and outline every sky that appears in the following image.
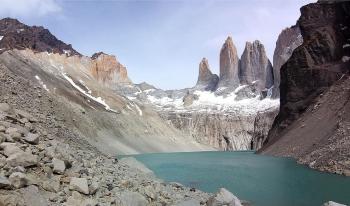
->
[0,0,315,89]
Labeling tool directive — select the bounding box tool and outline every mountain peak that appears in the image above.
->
[0,18,80,56]
[196,58,219,91]
[218,36,240,88]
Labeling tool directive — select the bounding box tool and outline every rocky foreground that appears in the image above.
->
[0,53,246,205]
[0,101,242,206]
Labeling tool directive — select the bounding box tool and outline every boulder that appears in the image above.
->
[52,158,66,174]
[115,191,148,206]
[322,201,347,206]
[66,191,96,206]
[0,176,11,189]
[174,199,201,206]
[0,143,23,157]
[183,93,199,107]
[6,151,38,167]
[21,185,48,206]
[24,133,40,144]
[69,177,89,195]
[207,188,242,206]
[0,103,11,112]
[9,172,28,189]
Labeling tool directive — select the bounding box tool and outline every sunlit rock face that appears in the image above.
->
[195,58,219,91]
[91,52,131,86]
[272,26,303,98]
[240,40,274,90]
[218,37,240,88]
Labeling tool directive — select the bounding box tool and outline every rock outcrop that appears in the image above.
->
[0,18,79,56]
[195,58,219,91]
[91,52,131,85]
[259,1,350,175]
[272,26,303,97]
[240,40,274,90]
[218,37,240,88]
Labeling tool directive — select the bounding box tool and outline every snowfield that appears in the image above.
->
[144,87,279,115]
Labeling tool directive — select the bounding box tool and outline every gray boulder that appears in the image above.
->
[52,158,66,174]
[9,172,28,189]
[115,191,148,206]
[323,201,347,206]
[69,177,89,195]
[207,188,242,206]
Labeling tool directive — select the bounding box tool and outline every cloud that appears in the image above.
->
[0,0,61,17]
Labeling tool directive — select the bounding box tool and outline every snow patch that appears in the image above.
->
[132,102,143,116]
[35,75,49,91]
[63,50,71,56]
[342,56,350,62]
[343,44,350,48]
[62,72,117,113]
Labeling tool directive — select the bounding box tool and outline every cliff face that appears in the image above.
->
[218,37,240,88]
[240,40,274,90]
[0,18,79,56]
[160,111,255,151]
[195,58,219,91]
[272,26,303,97]
[260,1,350,175]
[91,52,131,85]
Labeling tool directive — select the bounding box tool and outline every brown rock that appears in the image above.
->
[90,52,131,85]
[218,37,240,88]
[195,58,219,91]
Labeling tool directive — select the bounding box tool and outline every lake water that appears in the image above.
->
[133,151,350,206]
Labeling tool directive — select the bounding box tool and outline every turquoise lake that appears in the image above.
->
[133,151,350,206]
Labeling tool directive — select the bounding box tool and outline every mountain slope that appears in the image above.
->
[259,1,350,175]
[0,18,212,155]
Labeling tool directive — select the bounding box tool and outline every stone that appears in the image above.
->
[0,142,23,157]
[115,191,148,206]
[0,103,11,112]
[66,191,96,206]
[322,201,347,206]
[24,132,40,144]
[14,109,37,122]
[42,177,61,192]
[69,177,89,195]
[174,199,201,206]
[9,172,28,189]
[207,188,242,206]
[5,127,18,135]
[21,185,48,206]
[0,125,5,132]
[218,36,240,88]
[52,158,66,174]
[0,176,11,189]
[6,151,38,167]
[183,92,199,107]
[195,58,219,91]
[240,40,273,90]
[88,181,99,195]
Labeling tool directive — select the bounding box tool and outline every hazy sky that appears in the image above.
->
[0,0,315,89]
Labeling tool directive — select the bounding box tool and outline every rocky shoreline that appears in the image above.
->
[0,64,244,205]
